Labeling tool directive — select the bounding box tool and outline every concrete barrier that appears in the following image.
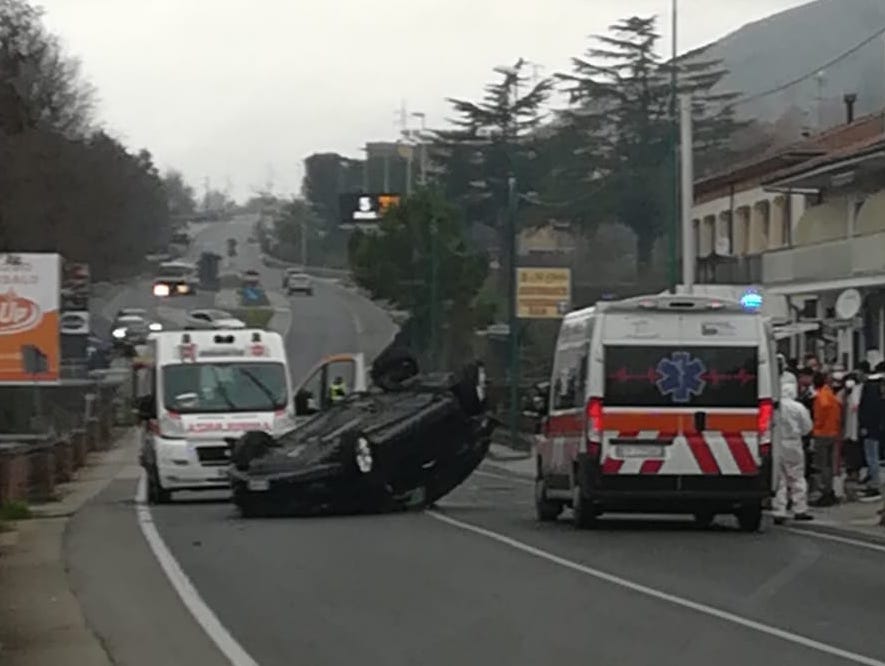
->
[71,428,87,468]
[0,444,29,503]
[27,444,55,502]
[53,438,74,484]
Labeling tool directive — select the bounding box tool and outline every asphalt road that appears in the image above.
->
[67,216,885,666]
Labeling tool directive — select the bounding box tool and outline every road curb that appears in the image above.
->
[784,521,885,548]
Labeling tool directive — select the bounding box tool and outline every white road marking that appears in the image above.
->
[134,474,260,666]
[785,527,885,555]
[427,510,885,666]
[474,469,534,485]
[350,310,364,336]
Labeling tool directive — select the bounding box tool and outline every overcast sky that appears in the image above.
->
[37,0,813,200]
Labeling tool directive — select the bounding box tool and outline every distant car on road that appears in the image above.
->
[284,269,313,295]
[185,309,246,330]
[153,261,198,297]
[111,314,151,346]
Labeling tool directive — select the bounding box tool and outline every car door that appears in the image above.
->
[293,354,366,425]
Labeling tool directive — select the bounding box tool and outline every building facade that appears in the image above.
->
[692,111,885,369]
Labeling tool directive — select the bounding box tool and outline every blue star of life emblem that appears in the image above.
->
[656,351,707,403]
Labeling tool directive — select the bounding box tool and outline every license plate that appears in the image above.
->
[617,444,665,459]
[248,479,270,492]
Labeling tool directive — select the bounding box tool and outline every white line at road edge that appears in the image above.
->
[134,474,260,666]
[427,510,885,666]
[786,527,885,554]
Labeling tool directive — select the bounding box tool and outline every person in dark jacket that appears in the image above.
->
[858,361,885,502]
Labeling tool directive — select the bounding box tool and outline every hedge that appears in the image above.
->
[229,307,274,330]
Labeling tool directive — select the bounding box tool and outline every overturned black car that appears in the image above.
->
[228,348,493,517]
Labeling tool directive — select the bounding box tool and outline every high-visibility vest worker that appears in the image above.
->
[329,376,347,402]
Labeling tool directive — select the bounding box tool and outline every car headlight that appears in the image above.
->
[112,328,126,339]
[355,437,373,473]
[176,283,191,294]
[149,322,163,332]
[153,283,170,297]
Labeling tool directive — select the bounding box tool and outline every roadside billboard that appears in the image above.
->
[0,253,61,383]
[516,267,571,319]
[339,193,401,228]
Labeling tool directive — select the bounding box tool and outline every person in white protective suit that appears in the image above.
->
[773,381,815,524]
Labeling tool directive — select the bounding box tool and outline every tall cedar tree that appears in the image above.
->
[556,16,742,269]
[433,60,553,262]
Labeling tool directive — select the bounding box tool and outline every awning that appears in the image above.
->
[772,322,820,340]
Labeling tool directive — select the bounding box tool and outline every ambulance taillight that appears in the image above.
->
[585,397,604,457]
[757,398,774,458]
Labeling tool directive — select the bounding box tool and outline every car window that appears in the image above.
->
[603,345,759,408]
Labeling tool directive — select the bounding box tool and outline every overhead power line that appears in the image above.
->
[729,23,885,108]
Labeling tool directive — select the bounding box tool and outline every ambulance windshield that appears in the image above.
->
[604,345,759,408]
[162,362,288,413]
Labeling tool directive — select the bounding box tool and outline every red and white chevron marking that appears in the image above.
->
[601,430,760,476]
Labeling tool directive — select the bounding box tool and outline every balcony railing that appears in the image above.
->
[762,231,885,286]
[695,254,762,284]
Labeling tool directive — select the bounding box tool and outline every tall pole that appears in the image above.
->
[429,217,439,369]
[680,94,695,293]
[668,0,679,292]
[507,176,519,450]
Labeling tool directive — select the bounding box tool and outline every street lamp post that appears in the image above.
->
[668,0,679,292]
[507,176,519,450]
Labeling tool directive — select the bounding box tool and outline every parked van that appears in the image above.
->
[136,329,295,503]
[535,293,778,531]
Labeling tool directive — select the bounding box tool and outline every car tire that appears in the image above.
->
[572,483,597,529]
[452,362,486,417]
[736,504,763,532]
[147,465,172,504]
[535,478,563,522]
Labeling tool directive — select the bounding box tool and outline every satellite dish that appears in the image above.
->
[835,288,862,320]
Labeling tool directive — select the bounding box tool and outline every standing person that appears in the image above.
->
[842,370,864,486]
[773,382,814,524]
[804,353,820,373]
[858,361,884,503]
[797,367,816,487]
[811,371,842,507]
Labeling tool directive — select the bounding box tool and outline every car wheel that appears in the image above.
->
[693,511,715,529]
[535,478,563,522]
[147,466,172,504]
[452,362,486,416]
[572,483,597,529]
[736,504,763,532]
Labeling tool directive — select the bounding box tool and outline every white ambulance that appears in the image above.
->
[535,293,778,531]
[136,329,295,503]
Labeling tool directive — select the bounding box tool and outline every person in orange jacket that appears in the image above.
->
[811,371,842,507]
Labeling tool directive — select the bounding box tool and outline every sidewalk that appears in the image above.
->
[0,429,137,665]
[482,442,885,542]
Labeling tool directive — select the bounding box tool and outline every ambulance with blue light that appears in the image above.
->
[136,329,295,504]
[535,292,778,532]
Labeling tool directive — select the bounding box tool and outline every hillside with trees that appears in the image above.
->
[0,0,188,279]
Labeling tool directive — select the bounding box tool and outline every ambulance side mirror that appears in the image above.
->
[135,395,156,422]
[294,389,319,416]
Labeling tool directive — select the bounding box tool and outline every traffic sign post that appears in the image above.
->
[516,268,572,319]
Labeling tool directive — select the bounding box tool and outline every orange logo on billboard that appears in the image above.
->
[0,290,41,335]
[377,194,400,213]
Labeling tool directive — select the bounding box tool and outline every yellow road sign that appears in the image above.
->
[516,267,571,319]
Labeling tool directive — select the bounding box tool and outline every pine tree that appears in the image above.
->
[556,16,743,270]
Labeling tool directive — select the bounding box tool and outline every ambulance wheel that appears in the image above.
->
[147,466,171,505]
[572,484,597,529]
[693,511,715,529]
[736,504,763,532]
[535,478,563,522]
